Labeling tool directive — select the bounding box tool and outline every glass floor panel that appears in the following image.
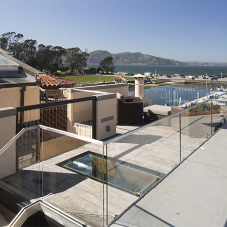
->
[58,151,164,195]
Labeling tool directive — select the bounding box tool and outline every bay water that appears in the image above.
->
[87,64,227,105]
[129,84,212,106]
[88,64,227,105]
[88,64,227,76]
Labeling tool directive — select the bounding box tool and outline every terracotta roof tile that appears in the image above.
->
[114,76,122,80]
[41,74,76,89]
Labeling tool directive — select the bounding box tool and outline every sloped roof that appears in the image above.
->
[0,54,37,85]
[0,55,19,66]
[0,73,37,84]
[0,48,42,78]
[41,74,76,89]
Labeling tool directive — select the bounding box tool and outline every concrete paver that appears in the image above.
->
[111,123,227,227]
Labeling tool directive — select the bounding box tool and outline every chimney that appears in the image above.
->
[134,74,145,99]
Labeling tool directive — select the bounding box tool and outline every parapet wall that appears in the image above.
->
[67,87,117,140]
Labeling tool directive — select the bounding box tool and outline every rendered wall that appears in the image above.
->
[96,98,116,140]
[23,86,40,122]
[0,86,40,108]
[0,107,16,179]
[72,90,95,123]
[0,86,40,122]
[0,87,21,108]
[67,89,95,138]
[40,136,86,160]
[66,88,117,140]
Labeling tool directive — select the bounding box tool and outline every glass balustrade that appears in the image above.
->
[0,91,227,226]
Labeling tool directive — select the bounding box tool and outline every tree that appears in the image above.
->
[0,32,88,75]
[34,45,66,73]
[35,45,53,72]
[64,47,89,73]
[60,66,70,74]
[35,44,47,71]
[8,33,24,60]
[20,39,37,63]
[0,32,24,59]
[0,32,17,50]
[27,57,39,69]
[51,46,66,68]
[99,56,115,73]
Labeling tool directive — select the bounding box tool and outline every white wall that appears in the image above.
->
[135,77,144,98]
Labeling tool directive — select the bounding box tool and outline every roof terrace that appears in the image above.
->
[0,89,227,226]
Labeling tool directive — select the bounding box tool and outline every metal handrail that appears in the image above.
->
[16,96,97,139]
[0,125,39,157]
[16,96,96,111]
[1,91,226,153]
[0,124,103,158]
[39,125,103,146]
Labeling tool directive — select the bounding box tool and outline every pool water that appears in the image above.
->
[58,151,164,195]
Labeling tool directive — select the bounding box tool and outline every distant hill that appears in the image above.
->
[87,50,187,65]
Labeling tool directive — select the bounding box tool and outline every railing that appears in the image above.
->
[103,91,227,226]
[0,124,103,226]
[129,84,213,106]
[0,92,227,227]
[15,96,97,171]
[16,96,97,139]
[0,126,38,157]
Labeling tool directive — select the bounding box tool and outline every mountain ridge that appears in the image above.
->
[87,50,187,65]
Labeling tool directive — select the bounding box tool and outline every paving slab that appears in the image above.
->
[111,123,227,227]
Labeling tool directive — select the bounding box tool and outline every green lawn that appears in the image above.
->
[60,74,134,84]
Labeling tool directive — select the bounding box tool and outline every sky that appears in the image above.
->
[0,0,227,62]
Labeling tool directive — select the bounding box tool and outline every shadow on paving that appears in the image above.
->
[2,169,87,200]
[114,134,162,159]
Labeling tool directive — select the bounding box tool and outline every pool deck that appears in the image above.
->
[110,123,227,227]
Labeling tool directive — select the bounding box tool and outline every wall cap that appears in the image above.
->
[0,107,17,118]
[76,83,128,91]
[95,93,116,101]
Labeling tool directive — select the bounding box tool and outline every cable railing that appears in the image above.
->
[0,124,104,226]
[129,84,217,106]
[16,96,97,140]
[0,125,38,157]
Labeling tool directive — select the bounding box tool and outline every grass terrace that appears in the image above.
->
[59,74,134,84]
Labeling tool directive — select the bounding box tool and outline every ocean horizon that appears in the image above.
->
[87,64,227,76]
